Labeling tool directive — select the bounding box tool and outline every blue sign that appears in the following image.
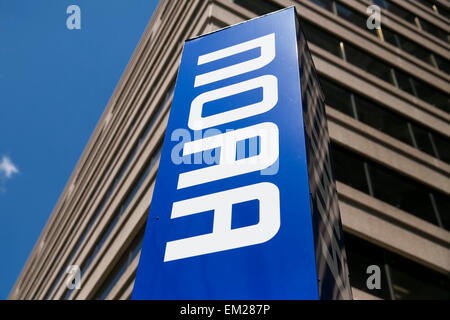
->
[132,7,320,299]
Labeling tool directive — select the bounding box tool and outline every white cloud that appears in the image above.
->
[0,156,19,179]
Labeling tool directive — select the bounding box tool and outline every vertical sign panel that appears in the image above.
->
[133,7,346,299]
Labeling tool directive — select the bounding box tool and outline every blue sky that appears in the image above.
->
[0,0,159,299]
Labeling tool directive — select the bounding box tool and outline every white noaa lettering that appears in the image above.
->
[164,32,280,262]
[194,33,275,87]
[164,183,280,262]
[189,75,278,130]
[177,122,279,189]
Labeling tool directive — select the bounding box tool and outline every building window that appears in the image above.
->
[302,21,450,113]
[301,21,343,58]
[344,42,393,83]
[433,134,450,164]
[335,2,368,30]
[94,227,145,300]
[330,144,370,194]
[354,94,413,146]
[368,160,438,225]
[233,0,282,15]
[344,232,450,299]
[331,143,449,230]
[344,232,391,299]
[320,77,354,117]
[304,0,450,73]
[319,76,450,164]
[372,0,449,43]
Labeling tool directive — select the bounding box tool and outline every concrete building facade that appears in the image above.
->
[9,0,450,300]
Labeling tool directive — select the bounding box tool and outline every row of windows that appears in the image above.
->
[91,221,450,300]
[61,145,162,300]
[91,225,450,300]
[414,0,450,20]
[319,76,450,163]
[43,83,174,300]
[301,20,450,113]
[331,143,449,230]
[93,219,146,300]
[311,0,449,73]
[344,232,450,299]
[235,0,450,74]
[371,0,449,43]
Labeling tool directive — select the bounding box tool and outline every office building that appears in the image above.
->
[10,0,450,300]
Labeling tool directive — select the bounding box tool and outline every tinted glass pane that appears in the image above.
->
[344,233,391,299]
[330,144,369,193]
[381,26,400,47]
[438,5,450,20]
[433,192,450,231]
[319,77,354,117]
[302,21,342,57]
[397,34,433,63]
[355,96,413,145]
[335,2,369,31]
[387,251,450,299]
[419,18,449,43]
[368,161,438,225]
[394,69,415,96]
[372,0,386,9]
[433,133,450,164]
[233,0,282,15]
[309,0,334,11]
[412,78,450,113]
[383,0,416,24]
[435,54,450,74]
[345,44,392,83]
[410,124,435,156]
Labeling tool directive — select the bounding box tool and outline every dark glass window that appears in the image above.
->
[335,2,368,31]
[419,18,449,43]
[410,124,435,156]
[233,0,282,15]
[380,26,401,48]
[319,77,354,117]
[344,232,391,299]
[393,69,416,96]
[331,143,450,230]
[379,26,450,73]
[355,95,413,145]
[381,0,417,24]
[301,13,450,113]
[373,0,449,43]
[396,34,433,64]
[309,0,334,11]
[330,144,369,193]
[412,78,450,113]
[344,43,392,83]
[438,5,450,20]
[319,78,449,164]
[368,160,438,225]
[302,21,342,58]
[387,251,450,299]
[433,192,450,230]
[345,232,450,300]
[433,134,450,164]
[435,54,450,74]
